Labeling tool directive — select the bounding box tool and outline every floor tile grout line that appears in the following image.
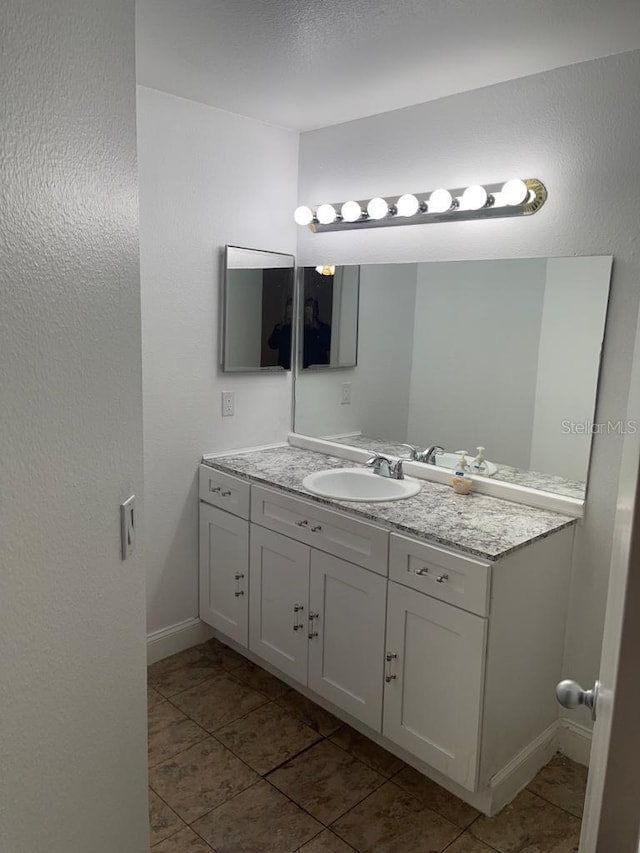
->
[524,788,585,821]
[326,729,403,779]
[148,727,211,770]
[209,719,324,778]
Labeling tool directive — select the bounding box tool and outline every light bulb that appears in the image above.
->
[367,197,390,220]
[428,188,453,213]
[461,185,488,210]
[396,194,420,217]
[316,204,337,225]
[294,205,313,226]
[501,179,529,206]
[341,200,362,222]
[315,264,336,276]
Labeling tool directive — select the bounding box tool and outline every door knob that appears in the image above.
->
[556,679,600,720]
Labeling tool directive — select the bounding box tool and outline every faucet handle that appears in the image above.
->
[390,459,405,480]
[401,443,420,460]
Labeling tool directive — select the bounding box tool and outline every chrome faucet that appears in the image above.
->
[366,454,405,480]
[401,443,444,465]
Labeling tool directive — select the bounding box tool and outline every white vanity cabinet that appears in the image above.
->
[199,464,575,812]
[249,522,388,729]
[198,468,250,647]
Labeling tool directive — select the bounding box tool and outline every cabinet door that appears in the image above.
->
[308,551,387,731]
[383,582,487,791]
[199,503,249,647]
[249,525,309,684]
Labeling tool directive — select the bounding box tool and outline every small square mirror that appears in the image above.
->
[222,246,295,373]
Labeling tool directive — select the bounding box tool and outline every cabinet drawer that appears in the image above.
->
[251,485,389,575]
[199,465,250,519]
[389,534,491,617]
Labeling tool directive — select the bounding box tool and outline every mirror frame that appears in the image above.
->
[221,245,295,374]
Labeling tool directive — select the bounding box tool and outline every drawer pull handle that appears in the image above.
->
[210,484,221,493]
[308,611,319,639]
[293,603,305,632]
[234,572,245,598]
[221,490,232,497]
[311,525,322,533]
[415,568,449,584]
[385,652,398,683]
[297,520,309,527]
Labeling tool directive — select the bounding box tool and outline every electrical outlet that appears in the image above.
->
[341,382,352,405]
[120,495,135,560]
[222,391,235,417]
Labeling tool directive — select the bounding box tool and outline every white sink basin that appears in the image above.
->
[303,468,421,502]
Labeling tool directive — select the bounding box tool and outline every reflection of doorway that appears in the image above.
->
[303,268,334,368]
[260,268,292,368]
[304,268,334,327]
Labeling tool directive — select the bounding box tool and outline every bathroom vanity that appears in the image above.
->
[198,444,576,815]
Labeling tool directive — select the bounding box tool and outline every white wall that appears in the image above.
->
[0,3,148,851]
[530,256,612,480]
[137,86,298,634]
[294,263,417,440]
[297,50,640,729]
[407,259,547,467]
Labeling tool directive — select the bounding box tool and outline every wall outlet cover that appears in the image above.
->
[341,382,352,405]
[222,391,235,417]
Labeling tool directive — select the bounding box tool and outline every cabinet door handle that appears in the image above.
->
[385,652,398,683]
[436,574,449,584]
[296,519,309,527]
[234,572,245,597]
[293,603,304,632]
[209,483,221,493]
[308,611,319,639]
[311,525,322,533]
[221,490,232,497]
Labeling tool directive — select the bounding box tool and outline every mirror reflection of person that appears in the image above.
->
[268,298,292,369]
[303,297,331,367]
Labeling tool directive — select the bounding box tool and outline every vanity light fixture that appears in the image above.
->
[315,264,336,276]
[294,178,547,232]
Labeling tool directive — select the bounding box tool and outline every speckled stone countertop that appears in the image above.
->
[202,446,576,562]
[328,435,586,501]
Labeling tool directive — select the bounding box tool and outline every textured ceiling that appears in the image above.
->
[136,0,640,130]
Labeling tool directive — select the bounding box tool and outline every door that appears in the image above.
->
[249,525,310,683]
[383,581,486,791]
[199,503,249,646]
[576,310,640,851]
[308,550,387,730]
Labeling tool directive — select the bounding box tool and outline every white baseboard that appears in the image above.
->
[557,719,593,767]
[146,617,214,665]
[487,722,559,815]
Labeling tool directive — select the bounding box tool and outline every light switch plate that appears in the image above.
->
[341,382,352,405]
[121,495,135,560]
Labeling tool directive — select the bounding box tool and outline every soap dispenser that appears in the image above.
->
[451,451,473,495]
[470,446,489,476]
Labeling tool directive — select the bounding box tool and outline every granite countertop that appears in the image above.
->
[330,435,586,501]
[202,446,576,562]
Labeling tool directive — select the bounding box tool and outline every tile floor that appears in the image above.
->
[148,638,586,853]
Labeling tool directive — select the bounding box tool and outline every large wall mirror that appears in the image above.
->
[294,257,612,500]
[222,246,295,372]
